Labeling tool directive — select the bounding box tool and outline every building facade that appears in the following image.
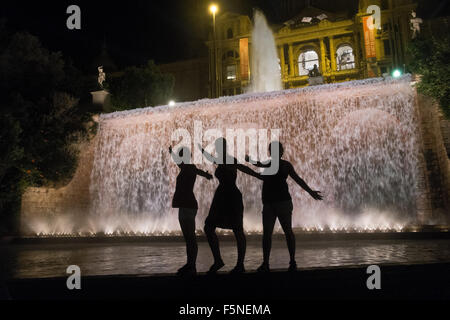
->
[207,0,418,97]
[159,58,209,103]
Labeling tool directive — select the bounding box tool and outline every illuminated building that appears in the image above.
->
[206,0,418,97]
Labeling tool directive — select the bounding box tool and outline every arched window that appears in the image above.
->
[222,50,239,61]
[336,44,355,71]
[298,50,319,76]
[227,28,233,39]
[226,65,237,80]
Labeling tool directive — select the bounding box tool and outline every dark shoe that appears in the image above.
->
[177,264,189,273]
[257,263,270,273]
[229,264,245,274]
[207,260,225,274]
[177,264,197,276]
[288,261,297,272]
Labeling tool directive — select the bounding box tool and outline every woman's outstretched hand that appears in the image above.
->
[309,190,323,201]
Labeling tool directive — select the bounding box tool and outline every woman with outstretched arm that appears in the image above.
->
[246,141,322,272]
[169,146,213,276]
[199,138,263,274]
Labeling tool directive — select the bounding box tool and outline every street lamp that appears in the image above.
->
[209,4,218,15]
[209,4,219,97]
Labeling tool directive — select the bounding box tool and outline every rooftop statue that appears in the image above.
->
[309,64,321,78]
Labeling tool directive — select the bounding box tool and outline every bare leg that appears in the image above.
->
[204,223,224,272]
[233,226,246,267]
[278,211,296,265]
[179,209,198,267]
[262,208,277,266]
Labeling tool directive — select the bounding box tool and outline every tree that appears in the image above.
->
[0,31,89,234]
[107,60,174,110]
[408,32,450,118]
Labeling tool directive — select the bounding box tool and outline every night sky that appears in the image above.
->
[1,0,449,72]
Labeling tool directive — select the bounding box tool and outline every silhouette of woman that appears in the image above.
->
[246,141,323,272]
[169,146,213,275]
[199,138,262,274]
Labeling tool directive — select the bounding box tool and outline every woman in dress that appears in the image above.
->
[199,138,262,274]
[169,146,213,275]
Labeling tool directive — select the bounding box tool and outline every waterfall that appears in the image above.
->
[84,77,420,235]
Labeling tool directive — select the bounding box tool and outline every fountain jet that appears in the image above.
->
[248,9,282,93]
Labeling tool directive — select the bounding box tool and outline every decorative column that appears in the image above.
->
[288,44,295,77]
[319,38,326,75]
[352,32,360,74]
[329,36,337,72]
[279,46,285,78]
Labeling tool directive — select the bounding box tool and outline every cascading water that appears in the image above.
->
[82,77,421,235]
[248,9,282,93]
[21,7,424,237]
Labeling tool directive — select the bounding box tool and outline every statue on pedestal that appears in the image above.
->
[410,11,423,39]
[308,64,324,86]
[97,66,106,88]
[308,64,321,77]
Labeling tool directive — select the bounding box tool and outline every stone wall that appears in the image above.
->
[416,94,450,224]
[20,139,96,235]
[439,113,450,158]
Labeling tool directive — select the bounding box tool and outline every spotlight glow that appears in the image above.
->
[392,69,402,78]
[209,4,218,14]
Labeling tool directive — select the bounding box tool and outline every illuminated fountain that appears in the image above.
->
[248,9,282,93]
[22,76,428,236]
[20,8,441,237]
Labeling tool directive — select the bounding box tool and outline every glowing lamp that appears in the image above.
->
[209,4,218,14]
[392,69,402,78]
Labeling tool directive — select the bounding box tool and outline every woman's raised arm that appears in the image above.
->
[197,144,218,164]
[288,163,323,200]
[168,146,182,168]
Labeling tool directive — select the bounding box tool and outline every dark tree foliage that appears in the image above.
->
[107,60,174,110]
[0,30,89,234]
[408,32,450,119]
